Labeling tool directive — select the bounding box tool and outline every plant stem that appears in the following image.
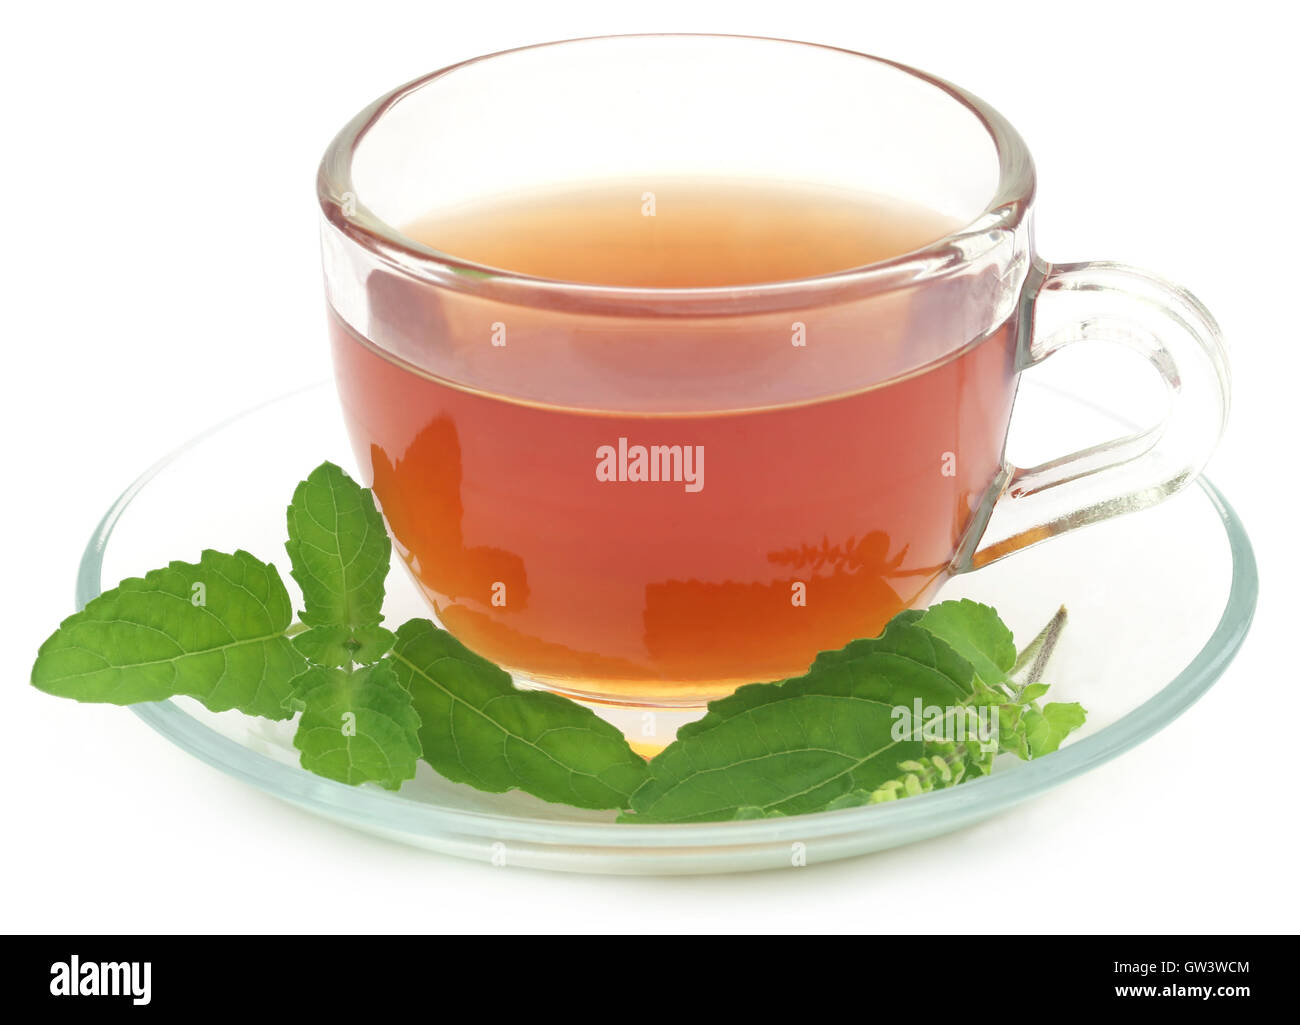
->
[1011,605,1069,687]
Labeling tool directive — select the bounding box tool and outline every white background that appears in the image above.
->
[3,0,1294,933]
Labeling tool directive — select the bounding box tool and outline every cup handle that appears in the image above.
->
[953,259,1230,572]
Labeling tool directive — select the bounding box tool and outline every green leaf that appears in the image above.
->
[859,606,1083,807]
[824,790,874,811]
[31,550,304,719]
[624,618,977,823]
[291,624,395,669]
[1023,701,1087,756]
[997,704,1032,760]
[916,599,1016,686]
[389,619,650,809]
[291,660,422,790]
[731,806,786,820]
[285,462,390,636]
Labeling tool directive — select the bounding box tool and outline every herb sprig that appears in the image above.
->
[31,463,1085,820]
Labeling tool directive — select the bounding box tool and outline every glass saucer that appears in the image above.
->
[77,380,1257,874]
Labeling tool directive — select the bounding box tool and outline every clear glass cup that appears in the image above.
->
[317,35,1229,709]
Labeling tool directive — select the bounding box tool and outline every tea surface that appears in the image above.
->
[403,180,957,287]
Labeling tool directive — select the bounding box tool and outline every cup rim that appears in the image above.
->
[317,33,1037,314]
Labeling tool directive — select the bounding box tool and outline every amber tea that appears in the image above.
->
[332,181,1020,702]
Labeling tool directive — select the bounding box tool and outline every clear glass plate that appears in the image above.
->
[77,381,1257,874]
